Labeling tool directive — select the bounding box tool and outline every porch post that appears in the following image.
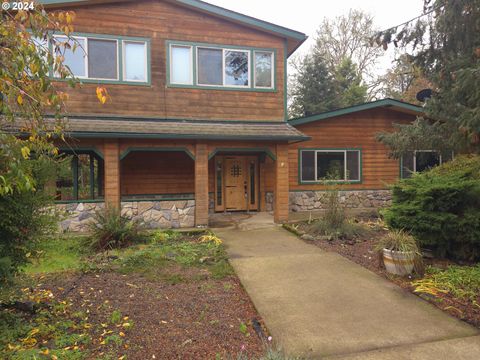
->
[274,143,289,223]
[194,142,209,226]
[103,139,121,209]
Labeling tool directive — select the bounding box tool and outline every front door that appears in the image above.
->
[225,156,247,211]
[215,156,259,212]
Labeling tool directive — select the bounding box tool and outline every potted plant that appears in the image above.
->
[375,230,421,276]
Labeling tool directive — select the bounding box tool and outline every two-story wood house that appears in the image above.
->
[36,0,308,230]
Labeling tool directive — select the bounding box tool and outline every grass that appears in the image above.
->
[413,264,480,302]
[24,235,87,274]
[1,229,234,359]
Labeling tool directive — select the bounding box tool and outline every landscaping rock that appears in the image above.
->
[301,234,316,241]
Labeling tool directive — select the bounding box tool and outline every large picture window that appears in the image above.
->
[300,149,361,183]
[401,150,453,178]
[168,42,274,90]
[53,34,149,84]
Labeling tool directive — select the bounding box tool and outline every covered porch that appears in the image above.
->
[52,116,308,230]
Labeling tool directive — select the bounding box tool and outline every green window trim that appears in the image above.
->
[48,31,151,86]
[298,148,363,185]
[119,147,195,160]
[208,147,276,161]
[56,149,104,202]
[121,193,195,202]
[166,40,277,92]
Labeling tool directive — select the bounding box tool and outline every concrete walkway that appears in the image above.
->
[213,216,479,359]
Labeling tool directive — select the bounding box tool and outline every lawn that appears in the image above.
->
[0,230,275,360]
[285,218,480,328]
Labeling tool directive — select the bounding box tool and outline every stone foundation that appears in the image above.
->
[58,202,105,232]
[289,190,392,212]
[265,192,274,212]
[121,200,195,229]
[58,200,195,232]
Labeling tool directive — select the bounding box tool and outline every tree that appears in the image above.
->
[0,7,107,283]
[288,54,338,118]
[380,54,432,104]
[314,9,384,99]
[375,0,480,154]
[334,58,368,108]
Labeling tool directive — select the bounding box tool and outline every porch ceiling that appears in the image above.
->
[8,117,310,142]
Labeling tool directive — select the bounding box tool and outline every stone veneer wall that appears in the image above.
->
[265,192,274,212]
[57,202,105,232]
[289,190,392,212]
[57,200,195,232]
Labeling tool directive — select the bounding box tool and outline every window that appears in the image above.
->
[56,151,104,201]
[254,51,273,88]
[401,151,453,178]
[168,42,275,90]
[224,50,249,86]
[197,47,222,85]
[170,45,192,85]
[123,41,147,82]
[56,36,87,77]
[52,34,149,84]
[300,149,361,182]
[88,38,118,79]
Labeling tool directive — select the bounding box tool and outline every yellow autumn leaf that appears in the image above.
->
[22,337,37,347]
[122,322,131,328]
[119,331,125,337]
[66,12,74,24]
[40,348,49,355]
[21,146,30,159]
[52,355,58,360]
[17,95,23,105]
[96,87,109,104]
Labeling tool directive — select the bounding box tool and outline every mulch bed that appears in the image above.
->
[291,221,480,329]
[39,270,266,359]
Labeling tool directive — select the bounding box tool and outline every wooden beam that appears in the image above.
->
[104,139,121,209]
[194,142,209,226]
[274,143,289,223]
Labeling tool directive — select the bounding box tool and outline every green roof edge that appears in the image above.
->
[288,99,424,126]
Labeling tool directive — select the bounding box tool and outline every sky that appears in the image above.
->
[207,0,425,72]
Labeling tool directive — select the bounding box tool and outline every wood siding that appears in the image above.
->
[51,0,286,121]
[121,151,194,195]
[289,109,415,191]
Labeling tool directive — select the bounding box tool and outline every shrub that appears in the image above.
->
[87,208,145,251]
[308,185,368,241]
[309,218,368,241]
[0,191,57,284]
[382,155,480,261]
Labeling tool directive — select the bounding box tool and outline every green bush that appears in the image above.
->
[87,208,145,251]
[0,191,56,284]
[382,155,480,261]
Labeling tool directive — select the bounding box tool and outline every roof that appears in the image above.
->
[7,117,309,142]
[288,99,425,126]
[38,0,307,56]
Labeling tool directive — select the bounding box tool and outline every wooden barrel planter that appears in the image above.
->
[382,249,415,276]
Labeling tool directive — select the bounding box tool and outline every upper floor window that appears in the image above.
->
[300,149,361,183]
[52,34,149,84]
[401,150,454,178]
[168,42,275,90]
